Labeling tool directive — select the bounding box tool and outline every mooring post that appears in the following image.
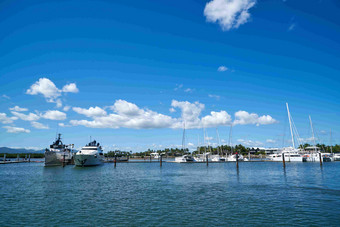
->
[17,154,19,162]
[150,155,152,163]
[206,154,208,166]
[160,155,163,167]
[319,153,322,166]
[25,154,27,161]
[28,154,31,163]
[236,152,239,169]
[282,152,286,168]
[114,155,117,168]
[3,154,6,163]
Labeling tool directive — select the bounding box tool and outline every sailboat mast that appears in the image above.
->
[286,103,295,149]
[229,124,233,155]
[216,128,221,155]
[309,115,317,153]
[182,122,186,152]
[330,129,333,154]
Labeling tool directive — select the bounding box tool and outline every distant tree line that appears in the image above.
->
[0,153,45,158]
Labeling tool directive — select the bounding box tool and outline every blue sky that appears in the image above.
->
[0,0,339,151]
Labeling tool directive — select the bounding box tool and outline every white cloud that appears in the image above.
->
[169,108,176,113]
[26,78,61,102]
[233,111,277,126]
[266,139,276,143]
[0,113,17,124]
[63,106,71,111]
[9,106,28,112]
[11,111,40,121]
[204,0,256,31]
[202,111,232,128]
[3,126,30,133]
[2,94,10,99]
[31,121,49,129]
[184,88,194,93]
[73,106,107,117]
[208,94,220,100]
[62,83,79,93]
[58,123,71,127]
[237,139,263,147]
[171,100,204,129]
[26,78,79,107]
[174,84,183,91]
[70,100,174,129]
[41,110,67,120]
[217,66,228,72]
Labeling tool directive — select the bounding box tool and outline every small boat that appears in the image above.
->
[150,152,160,159]
[45,133,74,166]
[74,140,104,166]
[226,154,245,162]
[333,153,340,161]
[175,155,195,163]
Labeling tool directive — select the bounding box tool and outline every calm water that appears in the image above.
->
[1,161,340,226]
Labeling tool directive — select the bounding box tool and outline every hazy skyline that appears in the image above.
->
[1,0,339,151]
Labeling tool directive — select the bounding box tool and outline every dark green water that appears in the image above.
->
[1,161,339,226]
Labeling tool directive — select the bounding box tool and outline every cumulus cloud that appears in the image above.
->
[58,123,71,127]
[202,111,232,128]
[204,0,256,31]
[233,111,277,126]
[70,100,174,129]
[73,106,107,117]
[9,106,28,112]
[3,126,30,133]
[184,88,194,93]
[63,106,71,111]
[69,100,277,130]
[0,113,17,124]
[26,78,78,107]
[31,121,49,129]
[62,83,79,93]
[217,66,228,72]
[41,110,67,120]
[11,111,40,121]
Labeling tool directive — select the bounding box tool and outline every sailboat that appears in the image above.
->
[302,116,323,162]
[211,128,226,162]
[194,127,212,162]
[175,123,195,163]
[225,124,245,162]
[268,103,303,162]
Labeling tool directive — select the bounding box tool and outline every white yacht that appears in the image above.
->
[74,140,104,166]
[268,147,303,162]
[150,152,160,159]
[45,134,74,166]
[175,155,195,163]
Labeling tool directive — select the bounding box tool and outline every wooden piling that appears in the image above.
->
[150,155,152,163]
[28,154,31,163]
[114,156,117,168]
[62,153,66,167]
[160,155,162,167]
[236,152,239,169]
[282,153,286,168]
[17,154,19,162]
[319,153,322,166]
[3,154,6,163]
[206,154,208,166]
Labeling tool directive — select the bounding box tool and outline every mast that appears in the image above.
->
[182,122,186,153]
[216,128,221,155]
[203,127,207,156]
[330,129,333,154]
[286,103,295,149]
[229,124,233,155]
[309,115,317,153]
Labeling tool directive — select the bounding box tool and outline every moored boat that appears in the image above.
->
[74,140,104,166]
[45,133,74,166]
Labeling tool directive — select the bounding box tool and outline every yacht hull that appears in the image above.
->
[44,150,73,166]
[74,154,103,166]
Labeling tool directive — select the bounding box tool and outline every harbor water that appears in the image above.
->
[1,161,340,226]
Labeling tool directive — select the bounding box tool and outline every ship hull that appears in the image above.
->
[74,154,103,166]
